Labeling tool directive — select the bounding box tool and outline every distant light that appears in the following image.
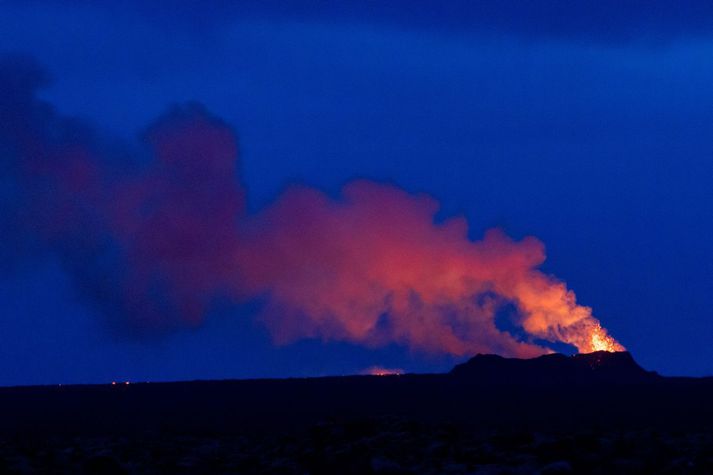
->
[111,381,117,385]
[362,366,405,376]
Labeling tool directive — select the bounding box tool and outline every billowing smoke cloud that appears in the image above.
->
[0,56,623,357]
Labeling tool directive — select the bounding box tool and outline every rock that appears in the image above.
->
[426,441,449,458]
[470,464,508,475]
[83,455,126,475]
[539,460,573,474]
[370,456,404,474]
[441,462,468,473]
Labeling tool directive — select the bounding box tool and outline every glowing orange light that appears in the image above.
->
[587,323,625,353]
[363,366,404,376]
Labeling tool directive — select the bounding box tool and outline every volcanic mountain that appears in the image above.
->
[450,350,660,385]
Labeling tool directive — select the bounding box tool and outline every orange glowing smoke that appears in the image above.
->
[237,181,624,358]
[5,66,624,358]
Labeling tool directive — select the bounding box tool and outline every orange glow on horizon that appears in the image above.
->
[363,366,404,376]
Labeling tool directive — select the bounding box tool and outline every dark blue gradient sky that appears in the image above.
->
[1,1,712,384]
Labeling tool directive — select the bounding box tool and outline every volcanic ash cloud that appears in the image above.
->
[0,56,623,357]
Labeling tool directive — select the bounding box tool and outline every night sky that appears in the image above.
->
[1,1,712,386]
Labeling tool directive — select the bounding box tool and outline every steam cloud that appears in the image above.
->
[0,56,623,357]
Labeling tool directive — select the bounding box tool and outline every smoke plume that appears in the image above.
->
[0,56,623,357]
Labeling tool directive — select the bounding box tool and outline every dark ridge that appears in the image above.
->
[449,351,660,385]
[0,354,710,473]
[1,351,711,439]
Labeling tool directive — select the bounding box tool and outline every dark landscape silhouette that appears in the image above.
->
[1,351,711,473]
[3,2,713,473]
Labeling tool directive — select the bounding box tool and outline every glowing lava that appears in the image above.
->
[587,323,625,353]
[363,367,404,376]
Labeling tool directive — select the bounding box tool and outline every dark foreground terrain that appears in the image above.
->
[0,352,711,474]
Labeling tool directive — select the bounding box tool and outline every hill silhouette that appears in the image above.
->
[0,350,708,435]
[450,351,660,385]
[0,352,711,473]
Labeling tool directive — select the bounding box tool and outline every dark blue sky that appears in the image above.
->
[1,1,712,385]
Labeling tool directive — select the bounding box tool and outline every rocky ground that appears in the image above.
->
[1,417,711,474]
